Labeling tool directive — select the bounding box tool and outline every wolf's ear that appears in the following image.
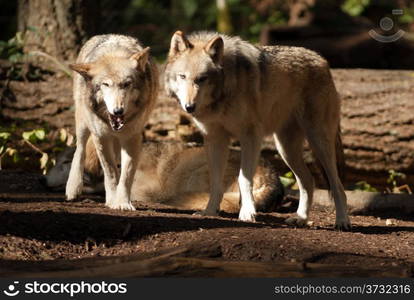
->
[69,63,92,79]
[169,31,192,57]
[130,47,150,71]
[204,36,224,65]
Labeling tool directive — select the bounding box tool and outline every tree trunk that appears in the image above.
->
[17,0,99,64]
[216,0,233,34]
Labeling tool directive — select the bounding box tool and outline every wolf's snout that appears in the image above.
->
[184,103,196,113]
[108,107,126,131]
[113,107,124,116]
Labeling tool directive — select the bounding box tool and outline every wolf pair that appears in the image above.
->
[65,31,350,230]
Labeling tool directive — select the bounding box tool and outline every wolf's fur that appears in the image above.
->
[46,141,284,213]
[164,31,350,229]
[65,34,158,210]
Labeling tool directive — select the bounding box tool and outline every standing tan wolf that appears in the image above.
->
[164,31,350,229]
[66,34,158,210]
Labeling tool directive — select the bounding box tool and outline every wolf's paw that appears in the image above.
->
[193,209,219,217]
[335,217,352,231]
[65,192,78,201]
[105,198,114,206]
[106,201,136,211]
[104,190,117,206]
[65,186,82,201]
[65,178,83,201]
[285,216,308,227]
[238,206,256,222]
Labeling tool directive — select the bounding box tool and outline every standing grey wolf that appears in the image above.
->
[164,31,350,229]
[65,34,158,210]
[45,140,284,213]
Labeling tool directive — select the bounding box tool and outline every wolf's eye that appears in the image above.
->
[101,82,109,87]
[121,81,132,89]
[178,74,186,80]
[195,75,208,84]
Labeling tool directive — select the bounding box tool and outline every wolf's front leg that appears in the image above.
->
[66,125,90,200]
[92,135,119,208]
[238,132,262,222]
[199,131,230,216]
[111,135,142,211]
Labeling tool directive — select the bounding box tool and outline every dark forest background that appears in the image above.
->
[1,0,414,63]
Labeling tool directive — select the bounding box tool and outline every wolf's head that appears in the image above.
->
[164,31,224,117]
[70,47,150,131]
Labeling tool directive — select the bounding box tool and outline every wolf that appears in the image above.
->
[45,140,284,213]
[164,31,350,229]
[65,34,158,210]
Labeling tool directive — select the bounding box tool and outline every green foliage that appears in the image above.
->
[399,7,414,24]
[0,32,24,63]
[0,132,11,158]
[0,31,57,80]
[0,132,10,155]
[106,0,288,58]
[0,132,11,141]
[0,131,19,169]
[279,171,296,189]
[0,32,27,80]
[248,10,286,37]
[115,0,219,59]
[0,124,75,174]
[387,169,406,188]
[181,0,198,19]
[341,0,371,17]
[227,0,287,42]
[21,128,52,174]
[0,31,52,81]
[354,181,378,192]
[22,129,46,144]
[52,128,74,153]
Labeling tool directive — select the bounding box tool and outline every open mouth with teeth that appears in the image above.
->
[107,113,125,131]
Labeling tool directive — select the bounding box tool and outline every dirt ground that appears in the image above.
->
[0,171,413,277]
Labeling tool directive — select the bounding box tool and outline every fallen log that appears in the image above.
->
[288,189,414,214]
[0,243,409,278]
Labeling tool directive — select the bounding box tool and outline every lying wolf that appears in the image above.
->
[66,34,158,211]
[45,140,284,213]
[164,31,350,229]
